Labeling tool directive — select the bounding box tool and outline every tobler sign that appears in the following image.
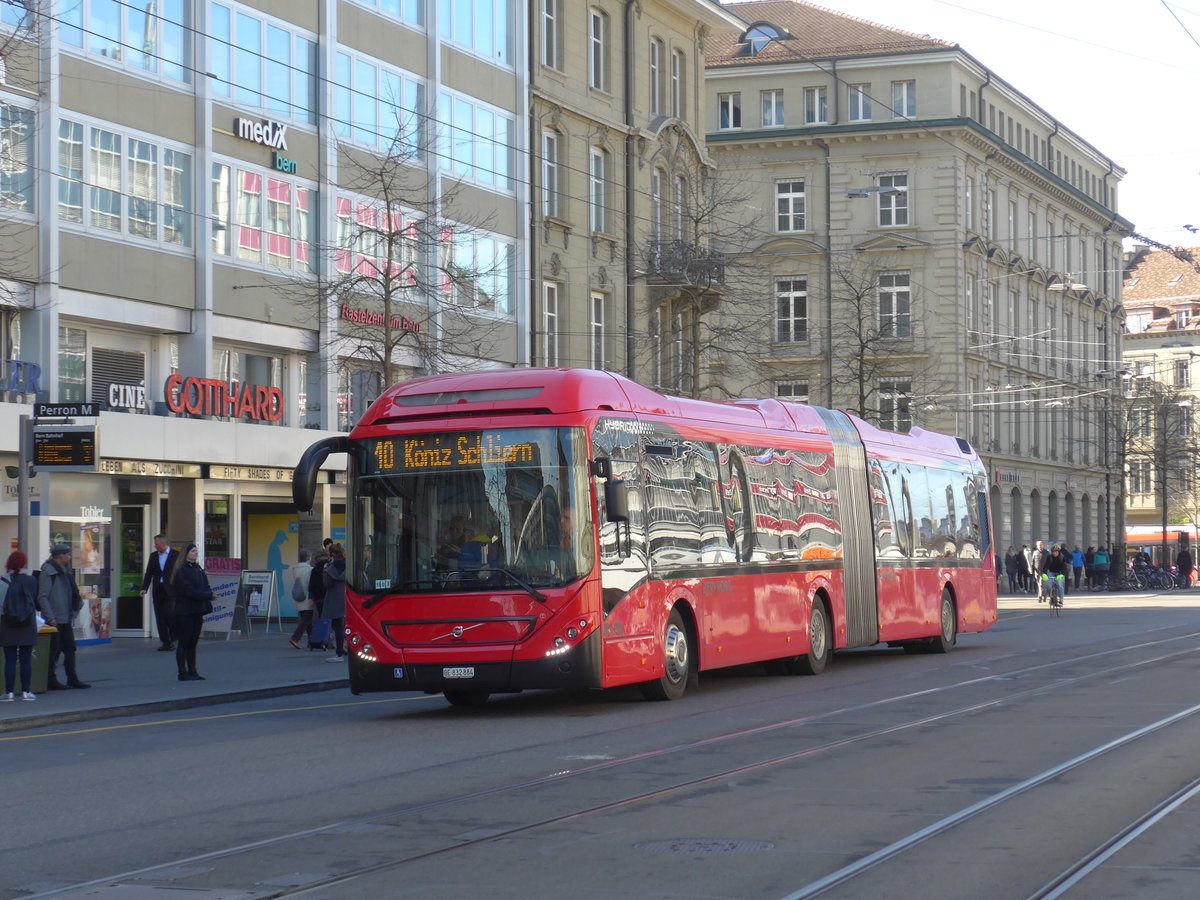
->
[164,374,284,422]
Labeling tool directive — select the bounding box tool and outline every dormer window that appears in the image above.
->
[736,22,790,57]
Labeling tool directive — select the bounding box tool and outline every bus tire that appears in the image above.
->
[794,600,831,676]
[639,608,692,701]
[928,589,957,654]
[444,690,491,707]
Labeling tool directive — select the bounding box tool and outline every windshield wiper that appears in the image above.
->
[484,567,548,602]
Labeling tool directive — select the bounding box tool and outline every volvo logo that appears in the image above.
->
[432,623,485,642]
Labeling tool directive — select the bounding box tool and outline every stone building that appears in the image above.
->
[1121,246,1200,549]
[528,0,745,381]
[702,0,1129,552]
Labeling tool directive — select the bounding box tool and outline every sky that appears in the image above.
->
[800,0,1200,250]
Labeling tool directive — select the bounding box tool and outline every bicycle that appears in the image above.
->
[1042,573,1065,615]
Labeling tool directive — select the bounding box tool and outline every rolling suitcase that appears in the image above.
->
[308,616,334,651]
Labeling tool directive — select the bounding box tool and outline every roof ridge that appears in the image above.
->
[725,0,955,49]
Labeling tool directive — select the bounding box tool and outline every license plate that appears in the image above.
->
[443,667,475,679]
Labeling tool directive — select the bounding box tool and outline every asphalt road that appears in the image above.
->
[5,593,1200,900]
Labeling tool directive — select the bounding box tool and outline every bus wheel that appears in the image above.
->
[928,590,957,654]
[444,690,491,707]
[794,600,832,675]
[640,609,692,701]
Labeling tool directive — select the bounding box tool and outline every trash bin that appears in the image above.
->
[30,626,56,694]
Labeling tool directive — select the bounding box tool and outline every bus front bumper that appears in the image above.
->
[347,629,603,695]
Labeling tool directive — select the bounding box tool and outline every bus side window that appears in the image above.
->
[686,441,735,564]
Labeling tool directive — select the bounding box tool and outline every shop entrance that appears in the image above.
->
[114,504,149,634]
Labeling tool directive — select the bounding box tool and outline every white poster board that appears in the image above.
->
[241,570,281,632]
[203,558,243,638]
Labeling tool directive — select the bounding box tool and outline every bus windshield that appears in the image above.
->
[349,427,594,595]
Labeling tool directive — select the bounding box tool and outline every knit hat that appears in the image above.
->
[50,543,71,556]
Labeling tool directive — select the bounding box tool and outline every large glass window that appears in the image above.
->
[59,327,88,402]
[212,160,314,272]
[848,83,871,121]
[776,277,808,342]
[58,119,192,246]
[541,131,559,218]
[776,179,805,232]
[209,2,317,124]
[877,172,908,226]
[878,271,911,338]
[891,80,916,118]
[60,0,190,83]
[589,147,606,233]
[334,51,425,157]
[761,89,784,127]
[803,86,827,124]
[350,427,594,591]
[348,0,425,28]
[441,91,514,189]
[542,282,559,366]
[879,378,913,432]
[718,92,741,129]
[589,8,608,89]
[439,0,514,66]
[0,101,35,213]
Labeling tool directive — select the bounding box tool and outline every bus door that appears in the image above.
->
[592,419,652,685]
[817,410,879,647]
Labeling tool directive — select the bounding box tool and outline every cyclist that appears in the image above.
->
[1042,544,1071,607]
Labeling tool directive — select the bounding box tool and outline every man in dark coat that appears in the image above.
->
[140,534,180,651]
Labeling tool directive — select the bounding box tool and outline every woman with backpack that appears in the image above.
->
[0,551,45,701]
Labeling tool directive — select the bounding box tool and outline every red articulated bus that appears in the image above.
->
[293,368,997,706]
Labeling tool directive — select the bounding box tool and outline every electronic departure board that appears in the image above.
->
[33,426,97,472]
[361,432,538,474]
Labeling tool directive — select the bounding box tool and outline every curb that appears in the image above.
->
[0,679,349,734]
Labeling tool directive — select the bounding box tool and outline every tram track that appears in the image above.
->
[25,629,1200,900]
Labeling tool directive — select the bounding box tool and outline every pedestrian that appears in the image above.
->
[168,543,213,681]
[1093,544,1111,590]
[1020,544,1033,592]
[1176,545,1193,588]
[1071,546,1084,591]
[322,543,348,663]
[288,549,315,650]
[37,543,90,689]
[1,551,43,701]
[1084,546,1096,590]
[1030,540,1050,601]
[1004,546,1021,593]
[140,534,180,652]
[309,549,329,616]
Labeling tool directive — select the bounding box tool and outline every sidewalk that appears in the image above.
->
[0,628,348,733]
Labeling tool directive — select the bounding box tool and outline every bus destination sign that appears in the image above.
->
[364,433,536,474]
[33,425,98,472]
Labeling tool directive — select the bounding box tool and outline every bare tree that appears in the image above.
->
[1124,376,1200,564]
[262,132,514,419]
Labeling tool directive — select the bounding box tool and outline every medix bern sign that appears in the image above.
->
[164,374,284,422]
[233,116,288,151]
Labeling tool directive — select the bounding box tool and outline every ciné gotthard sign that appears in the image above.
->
[164,374,283,422]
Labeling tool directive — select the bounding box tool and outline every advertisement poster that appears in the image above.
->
[240,571,277,619]
[203,558,242,636]
[79,585,112,640]
[246,514,345,617]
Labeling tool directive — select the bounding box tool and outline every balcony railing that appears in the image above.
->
[643,241,726,286]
